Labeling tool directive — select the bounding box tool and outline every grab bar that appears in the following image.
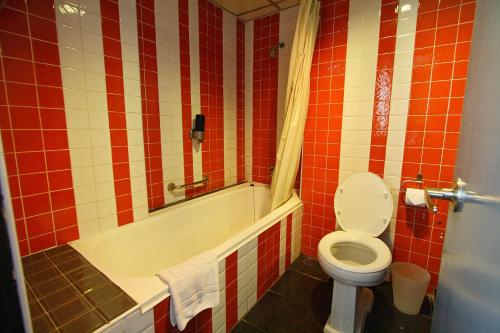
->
[167,175,209,191]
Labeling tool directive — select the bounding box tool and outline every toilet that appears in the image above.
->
[318,172,393,333]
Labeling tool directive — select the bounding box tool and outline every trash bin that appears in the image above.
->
[391,262,431,315]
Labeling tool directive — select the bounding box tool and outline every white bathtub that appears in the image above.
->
[71,182,302,313]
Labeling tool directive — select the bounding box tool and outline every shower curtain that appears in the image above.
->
[270,0,320,209]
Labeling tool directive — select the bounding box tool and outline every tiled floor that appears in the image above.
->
[232,255,432,333]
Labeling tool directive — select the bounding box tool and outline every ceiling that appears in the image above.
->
[211,0,301,21]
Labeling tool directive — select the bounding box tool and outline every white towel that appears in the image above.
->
[157,251,220,331]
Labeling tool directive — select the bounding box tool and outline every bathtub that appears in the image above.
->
[71,182,302,314]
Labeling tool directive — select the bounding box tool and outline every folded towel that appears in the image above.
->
[157,251,220,331]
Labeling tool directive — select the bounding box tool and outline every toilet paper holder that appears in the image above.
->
[401,173,438,213]
[401,173,424,193]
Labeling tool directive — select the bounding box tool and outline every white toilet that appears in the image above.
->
[318,172,393,333]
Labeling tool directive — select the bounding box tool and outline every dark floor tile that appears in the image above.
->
[97,293,136,321]
[289,255,328,281]
[31,275,70,298]
[54,255,90,273]
[65,265,100,284]
[32,313,56,333]
[370,282,394,306]
[45,245,74,259]
[59,310,106,333]
[22,252,48,267]
[49,297,92,327]
[299,311,329,333]
[370,282,433,318]
[231,320,266,333]
[24,258,53,277]
[29,299,45,319]
[271,270,324,307]
[364,298,431,333]
[39,286,80,310]
[74,273,110,294]
[84,282,122,307]
[25,267,60,287]
[243,291,309,333]
[311,279,333,316]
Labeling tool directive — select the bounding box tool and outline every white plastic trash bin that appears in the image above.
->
[391,262,431,315]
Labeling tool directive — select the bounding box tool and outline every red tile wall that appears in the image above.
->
[252,14,279,185]
[0,0,79,256]
[154,298,212,333]
[257,222,280,298]
[301,0,350,257]
[198,0,225,193]
[368,0,399,177]
[100,0,134,226]
[178,0,195,198]
[393,0,476,291]
[137,0,165,209]
[236,20,245,183]
[225,251,238,332]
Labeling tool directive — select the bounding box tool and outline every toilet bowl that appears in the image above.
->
[317,172,393,333]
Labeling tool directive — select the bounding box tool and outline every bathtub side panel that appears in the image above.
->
[148,202,301,333]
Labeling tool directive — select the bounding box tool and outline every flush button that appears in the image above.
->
[384,192,388,199]
[339,188,344,194]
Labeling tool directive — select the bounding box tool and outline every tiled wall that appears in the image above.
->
[0,0,80,254]
[251,14,279,185]
[301,0,476,291]
[392,0,476,290]
[0,0,248,255]
[1,0,477,294]
[301,0,349,256]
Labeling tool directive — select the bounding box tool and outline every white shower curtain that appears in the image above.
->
[270,0,321,209]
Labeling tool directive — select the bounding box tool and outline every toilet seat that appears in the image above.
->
[318,231,391,274]
[334,172,393,236]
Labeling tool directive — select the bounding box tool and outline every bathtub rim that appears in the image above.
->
[70,182,303,314]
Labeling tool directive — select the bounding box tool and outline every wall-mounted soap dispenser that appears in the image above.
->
[190,114,205,144]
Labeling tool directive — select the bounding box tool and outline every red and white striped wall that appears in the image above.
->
[301,0,476,292]
[0,0,249,255]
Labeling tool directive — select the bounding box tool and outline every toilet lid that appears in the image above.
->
[334,172,393,237]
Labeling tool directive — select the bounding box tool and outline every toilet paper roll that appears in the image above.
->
[405,188,426,207]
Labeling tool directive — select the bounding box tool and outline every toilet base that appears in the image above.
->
[323,283,374,333]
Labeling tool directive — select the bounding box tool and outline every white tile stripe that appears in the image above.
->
[383,0,419,247]
[155,0,186,204]
[244,21,253,181]
[119,0,148,221]
[188,0,203,183]
[212,260,226,333]
[223,12,237,186]
[237,238,258,320]
[338,0,382,183]
[279,217,287,276]
[56,1,117,238]
[276,7,299,145]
